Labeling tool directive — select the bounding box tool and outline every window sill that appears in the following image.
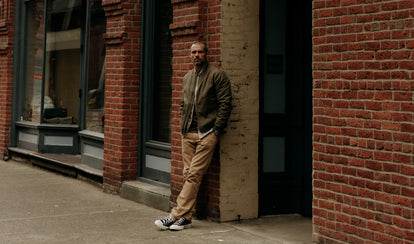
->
[15,121,79,130]
[78,130,104,142]
[145,141,171,152]
[145,141,171,159]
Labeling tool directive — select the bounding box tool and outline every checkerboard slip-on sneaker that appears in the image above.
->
[155,216,175,230]
[169,217,192,231]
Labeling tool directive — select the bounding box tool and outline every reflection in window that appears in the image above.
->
[43,0,83,124]
[22,0,45,122]
[21,0,105,129]
[86,0,105,133]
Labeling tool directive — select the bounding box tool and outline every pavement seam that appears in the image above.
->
[0,209,130,222]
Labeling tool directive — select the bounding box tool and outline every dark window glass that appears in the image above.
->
[152,0,172,143]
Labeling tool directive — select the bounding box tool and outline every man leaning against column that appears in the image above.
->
[155,41,233,231]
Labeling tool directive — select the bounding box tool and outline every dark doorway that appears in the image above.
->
[259,0,312,216]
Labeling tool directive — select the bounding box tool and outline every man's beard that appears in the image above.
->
[194,59,204,66]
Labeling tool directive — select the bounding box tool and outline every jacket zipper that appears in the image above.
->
[185,73,200,134]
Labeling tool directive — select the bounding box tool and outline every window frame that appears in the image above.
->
[11,0,105,153]
[139,0,172,183]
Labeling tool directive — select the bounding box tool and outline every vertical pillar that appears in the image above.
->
[102,0,141,192]
[0,0,15,158]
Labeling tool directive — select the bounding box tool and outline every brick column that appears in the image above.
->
[170,0,222,219]
[0,1,15,158]
[313,0,414,243]
[102,0,141,192]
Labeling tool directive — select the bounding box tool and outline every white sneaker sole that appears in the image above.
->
[169,223,192,231]
[154,220,170,230]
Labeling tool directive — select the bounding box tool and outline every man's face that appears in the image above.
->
[190,44,207,67]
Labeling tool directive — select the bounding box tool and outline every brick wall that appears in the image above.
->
[313,0,414,243]
[0,1,15,158]
[102,0,141,193]
[170,0,223,219]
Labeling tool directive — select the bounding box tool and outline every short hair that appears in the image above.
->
[191,41,208,52]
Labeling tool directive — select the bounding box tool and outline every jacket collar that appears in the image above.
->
[193,62,209,75]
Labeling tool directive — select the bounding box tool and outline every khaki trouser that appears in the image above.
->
[170,132,218,221]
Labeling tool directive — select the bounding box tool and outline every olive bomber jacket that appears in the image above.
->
[180,63,233,136]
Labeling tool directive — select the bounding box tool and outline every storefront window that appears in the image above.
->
[43,0,83,125]
[20,0,104,129]
[86,0,105,133]
[22,0,45,122]
[16,0,106,155]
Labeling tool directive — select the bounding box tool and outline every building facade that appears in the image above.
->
[312,0,414,243]
[0,0,411,243]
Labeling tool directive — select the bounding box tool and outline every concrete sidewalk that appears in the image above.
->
[0,160,312,244]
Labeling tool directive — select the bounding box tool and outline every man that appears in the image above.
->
[155,41,232,231]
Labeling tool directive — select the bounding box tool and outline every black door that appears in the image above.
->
[259,0,312,216]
